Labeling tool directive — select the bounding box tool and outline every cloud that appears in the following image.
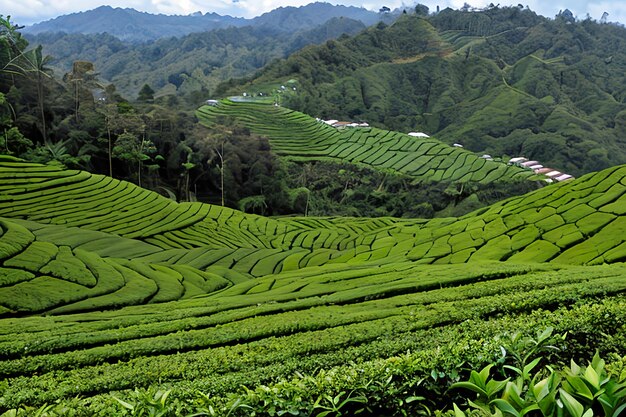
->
[587,1,626,23]
[147,0,241,15]
[2,0,625,26]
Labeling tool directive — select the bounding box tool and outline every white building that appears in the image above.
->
[520,160,539,168]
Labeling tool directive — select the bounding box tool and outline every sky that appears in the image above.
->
[2,0,625,27]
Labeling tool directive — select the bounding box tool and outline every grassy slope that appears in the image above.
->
[2,156,626,409]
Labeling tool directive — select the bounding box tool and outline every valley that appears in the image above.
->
[1,3,626,416]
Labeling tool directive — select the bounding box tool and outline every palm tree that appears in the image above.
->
[23,45,53,141]
[0,15,28,81]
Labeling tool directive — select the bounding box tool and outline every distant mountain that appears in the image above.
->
[22,2,380,42]
[22,6,245,42]
[250,2,379,32]
[26,16,368,99]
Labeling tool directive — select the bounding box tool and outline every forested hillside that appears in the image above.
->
[26,17,368,99]
[2,156,626,415]
[197,99,545,217]
[3,12,547,220]
[226,6,626,177]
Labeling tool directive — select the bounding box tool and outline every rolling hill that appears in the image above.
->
[4,6,626,414]
[2,151,626,414]
[197,99,542,185]
[196,99,551,217]
[221,6,626,178]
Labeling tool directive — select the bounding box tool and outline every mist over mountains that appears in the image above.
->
[22,2,382,42]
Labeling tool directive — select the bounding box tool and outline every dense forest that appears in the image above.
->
[2,12,391,215]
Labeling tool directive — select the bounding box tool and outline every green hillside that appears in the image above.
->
[4,6,626,415]
[197,99,541,184]
[2,157,626,414]
[2,155,626,317]
[196,99,550,218]
[223,7,626,177]
[26,16,368,99]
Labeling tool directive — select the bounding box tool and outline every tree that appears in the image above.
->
[601,12,609,24]
[238,195,267,214]
[415,4,429,16]
[101,102,146,180]
[98,84,124,176]
[23,45,52,141]
[1,126,32,155]
[210,138,226,206]
[193,133,227,206]
[112,130,154,188]
[0,15,33,155]
[137,83,155,102]
[557,9,575,24]
[100,103,118,177]
[63,61,100,124]
[0,15,28,81]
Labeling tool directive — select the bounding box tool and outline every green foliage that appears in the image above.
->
[114,388,181,417]
[0,67,625,417]
[137,84,154,102]
[0,127,32,155]
[4,135,626,415]
[112,132,152,164]
[220,9,626,177]
[0,15,29,75]
[0,219,34,260]
[280,159,537,218]
[4,240,58,271]
[497,327,564,379]
[2,160,626,295]
[26,16,369,100]
[39,246,96,286]
[450,351,626,417]
[196,100,539,195]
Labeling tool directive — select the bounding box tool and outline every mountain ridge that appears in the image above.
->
[25,16,369,98]
[22,2,381,42]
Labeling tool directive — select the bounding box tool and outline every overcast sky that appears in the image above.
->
[3,0,625,26]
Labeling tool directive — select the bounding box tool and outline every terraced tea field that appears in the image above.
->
[2,156,626,415]
[196,100,542,185]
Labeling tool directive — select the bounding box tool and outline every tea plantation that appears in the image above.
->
[1,155,626,415]
[196,100,543,185]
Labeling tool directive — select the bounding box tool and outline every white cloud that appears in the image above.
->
[587,1,626,23]
[1,0,625,26]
